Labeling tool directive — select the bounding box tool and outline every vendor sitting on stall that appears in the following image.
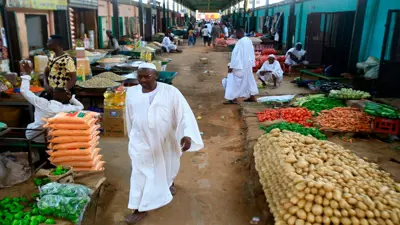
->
[256,54,284,88]
[106,30,120,50]
[284,42,308,75]
[43,35,77,96]
[19,74,83,143]
[162,33,182,53]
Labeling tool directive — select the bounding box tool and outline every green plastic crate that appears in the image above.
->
[157,71,177,84]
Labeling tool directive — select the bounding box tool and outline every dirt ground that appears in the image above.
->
[96,43,263,225]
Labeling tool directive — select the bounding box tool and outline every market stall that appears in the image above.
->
[241,90,400,222]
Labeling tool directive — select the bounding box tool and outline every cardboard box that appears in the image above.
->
[103,108,127,137]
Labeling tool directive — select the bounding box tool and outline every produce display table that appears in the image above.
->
[0,94,34,122]
[300,69,347,81]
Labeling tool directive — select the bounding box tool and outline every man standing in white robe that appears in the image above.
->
[125,63,203,224]
[256,54,284,88]
[224,28,259,104]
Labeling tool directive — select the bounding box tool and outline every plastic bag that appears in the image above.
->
[46,146,98,157]
[40,182,93,197]
[47,111,98,124]
[38,195,90,224]
[44,118,97,130]
[73,161,105,172]
[52,155,103,167]
[49,131,99,143]
[49,148,100,163]
[48,125,100,137]
[48,136,99,150]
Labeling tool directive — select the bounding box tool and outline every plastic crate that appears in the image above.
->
[372,117,400,135]
[157,71,177,84]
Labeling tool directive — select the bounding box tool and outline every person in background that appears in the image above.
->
[188,29,195,47]
[19,74,83,143]
[162,33,181,53]
[201,26,210,47]
[284,42,308,75]
[44,35,76,96]
[106,30,120,50]
[256,54,283,88]
[223,23,229,40]
[124,63,203,224]
[224,28,258,104]
[211,23,221,48]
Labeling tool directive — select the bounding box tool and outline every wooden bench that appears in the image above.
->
[300,69,347,81]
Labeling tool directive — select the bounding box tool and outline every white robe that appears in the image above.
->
[125,82,204,211]
[224,37,259,100]
[256,60,284,83]
[284,47,308,66]
[162,37,177,53]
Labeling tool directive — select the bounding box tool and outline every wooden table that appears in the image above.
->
[0,93,34,121]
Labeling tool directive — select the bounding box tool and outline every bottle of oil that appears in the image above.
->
[103,88,115,109]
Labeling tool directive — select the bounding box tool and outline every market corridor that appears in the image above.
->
[97,43,262,225]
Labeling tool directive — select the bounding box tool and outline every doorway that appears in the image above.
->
[25,15,48,51]
[377,10,400,97]
[305,11,355,73]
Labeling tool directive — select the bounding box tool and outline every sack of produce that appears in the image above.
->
[49,131,99,144]
[47,111,99,124]
[46,146,99,157]
[73,161,105,172]
[48,125,100,137]
[51,155,103,167]
[44,118,97,130]
[40,183,93,198]
[49,148,100,163]
[48,136,99,150]
[38,195,90,224]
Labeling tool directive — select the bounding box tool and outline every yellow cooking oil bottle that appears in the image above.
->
[103,88,115,109]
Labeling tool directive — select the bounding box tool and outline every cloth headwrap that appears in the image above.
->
[296,42,302,46]
[268,54,276,59]
[138,62,157,70]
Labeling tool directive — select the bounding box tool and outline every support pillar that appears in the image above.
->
[139,0,144,37]
[286,0,295,50]
[112,0,120,39]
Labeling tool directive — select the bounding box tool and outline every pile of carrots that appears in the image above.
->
[257,108,313,127]
[315,107,373,132]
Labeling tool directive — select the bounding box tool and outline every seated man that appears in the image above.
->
[20,75,84,143]
[256,54,284,88]
[285,42,308,75]
[162,33,181,53]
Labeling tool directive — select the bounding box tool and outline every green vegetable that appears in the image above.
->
[329,88,371,99]
[34,178,51,187]
[51,166,69,176]
[260,122,327,140]
[44,218,55,224]
[301,97,345,113]
[364,102,400,118]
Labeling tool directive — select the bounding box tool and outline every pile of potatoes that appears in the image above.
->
[254,129,400,225]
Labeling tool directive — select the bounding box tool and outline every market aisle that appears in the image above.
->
[97,41,262,225]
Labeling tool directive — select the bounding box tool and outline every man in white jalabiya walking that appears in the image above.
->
[125,63,204,224]
[224,28,259,104]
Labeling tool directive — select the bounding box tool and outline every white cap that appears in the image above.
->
[138,62,157,70]
[268,54,276,59]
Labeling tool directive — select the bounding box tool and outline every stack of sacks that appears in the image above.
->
[44,111,105,171]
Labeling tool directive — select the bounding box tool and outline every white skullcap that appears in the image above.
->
[268,54,276,59]
[138,62,157,70]
[296,42,302,46]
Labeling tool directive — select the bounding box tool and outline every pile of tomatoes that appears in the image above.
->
[256,107,313,127]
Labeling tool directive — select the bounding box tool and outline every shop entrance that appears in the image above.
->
[377,10,400,97]
[25,15,48,51]
[305,11,355,73]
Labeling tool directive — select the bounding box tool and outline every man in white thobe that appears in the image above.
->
[285,42,308,75]
[162,34,181,53]
[256,54,284,88]
[224,28,259,104]
[125,63,203,224]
